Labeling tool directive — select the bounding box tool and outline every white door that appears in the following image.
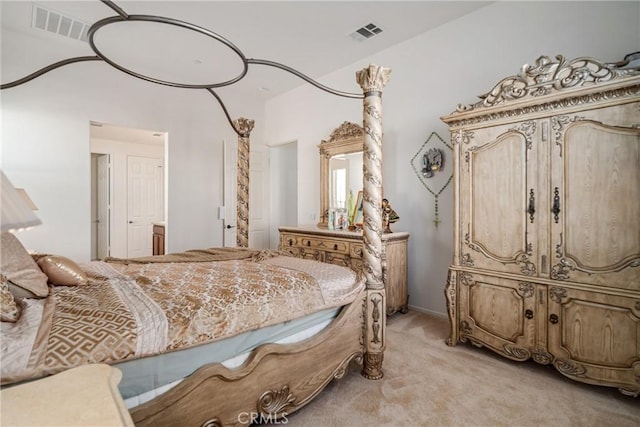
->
[223,139,237,247]
[249,149,269,249]
[97,154,111,259]
[127,156,164,257]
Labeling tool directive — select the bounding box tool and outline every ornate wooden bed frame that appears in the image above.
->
[129,65,392,426]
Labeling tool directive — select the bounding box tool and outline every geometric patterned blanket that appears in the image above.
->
[1,255,362,386]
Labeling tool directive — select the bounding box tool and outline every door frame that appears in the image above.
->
[91,153,112,260]
[90,122,166,258]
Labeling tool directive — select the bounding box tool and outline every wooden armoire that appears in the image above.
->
[442,54,640,396]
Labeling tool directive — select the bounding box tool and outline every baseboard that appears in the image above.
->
[406,305,448,319]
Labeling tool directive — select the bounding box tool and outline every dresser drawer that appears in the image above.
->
[316,239,349,254]
[281,234,300,248]
[350,243,364,259]
[281,233,349,255]
[324,252,351,268]
[298,248,321,262]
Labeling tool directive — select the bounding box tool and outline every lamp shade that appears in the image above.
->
[1,171,41,232]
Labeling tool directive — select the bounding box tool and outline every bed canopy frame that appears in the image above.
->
[1,0,391,383]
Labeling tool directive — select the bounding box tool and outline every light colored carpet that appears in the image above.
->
[285,310,640,427]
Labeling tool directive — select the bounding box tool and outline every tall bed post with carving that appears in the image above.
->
[234,117,255,248]
[357,64,391,379]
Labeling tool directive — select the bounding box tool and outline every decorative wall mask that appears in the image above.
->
[422,148,444,178]
[411,132,453,228]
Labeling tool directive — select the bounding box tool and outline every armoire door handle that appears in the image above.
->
[527,188,535,223]
[552,187,561,223]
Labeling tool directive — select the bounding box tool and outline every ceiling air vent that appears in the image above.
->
[31,4,91,42]
[349,23,383,42]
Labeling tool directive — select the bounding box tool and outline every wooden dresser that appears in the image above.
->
[152,223,165,255]
[279,226,409,315]
[442,55,640,396]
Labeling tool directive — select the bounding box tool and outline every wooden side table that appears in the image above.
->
[0,364,134,426]
[152,223,165,255]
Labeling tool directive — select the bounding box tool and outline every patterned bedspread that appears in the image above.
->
[1,255,363,386]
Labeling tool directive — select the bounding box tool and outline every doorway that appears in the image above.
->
[91,153,111,260]
[222,138,237,247]
[90,122,166,259]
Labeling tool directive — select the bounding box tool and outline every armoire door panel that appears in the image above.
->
[469,282,525,341]
[471,133,526,259]
[460,122,539,276]
[458,273,536,359]
[550,104,640,289]
[547,287,640,391]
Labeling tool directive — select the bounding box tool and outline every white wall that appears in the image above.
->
[1,28,265,261]
[269,142,298,247]
[265,1,640,316]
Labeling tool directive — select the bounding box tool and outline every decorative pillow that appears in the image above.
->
[37,255,88,286]
[0,232,49,298]
[1,274,21,322]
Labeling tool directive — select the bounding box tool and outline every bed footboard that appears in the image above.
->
[130,290,366,427]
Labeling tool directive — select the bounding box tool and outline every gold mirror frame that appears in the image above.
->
[317,121,364,228]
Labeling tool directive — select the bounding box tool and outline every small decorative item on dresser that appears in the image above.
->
[334,208,347,230]
[382,198,399,233]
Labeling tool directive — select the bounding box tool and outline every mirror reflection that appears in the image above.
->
[329,152,362,210]
[318,121,364,228]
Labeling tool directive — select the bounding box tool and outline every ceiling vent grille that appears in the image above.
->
[349,23,383,42]
[31,4,90,42]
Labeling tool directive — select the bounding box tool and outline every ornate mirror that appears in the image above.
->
[318,121,364,228]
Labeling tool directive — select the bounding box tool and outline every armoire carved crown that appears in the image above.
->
[456,54,640,113]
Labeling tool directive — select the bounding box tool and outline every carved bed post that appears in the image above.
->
[356,64,391,380]
[233,117,255,248]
